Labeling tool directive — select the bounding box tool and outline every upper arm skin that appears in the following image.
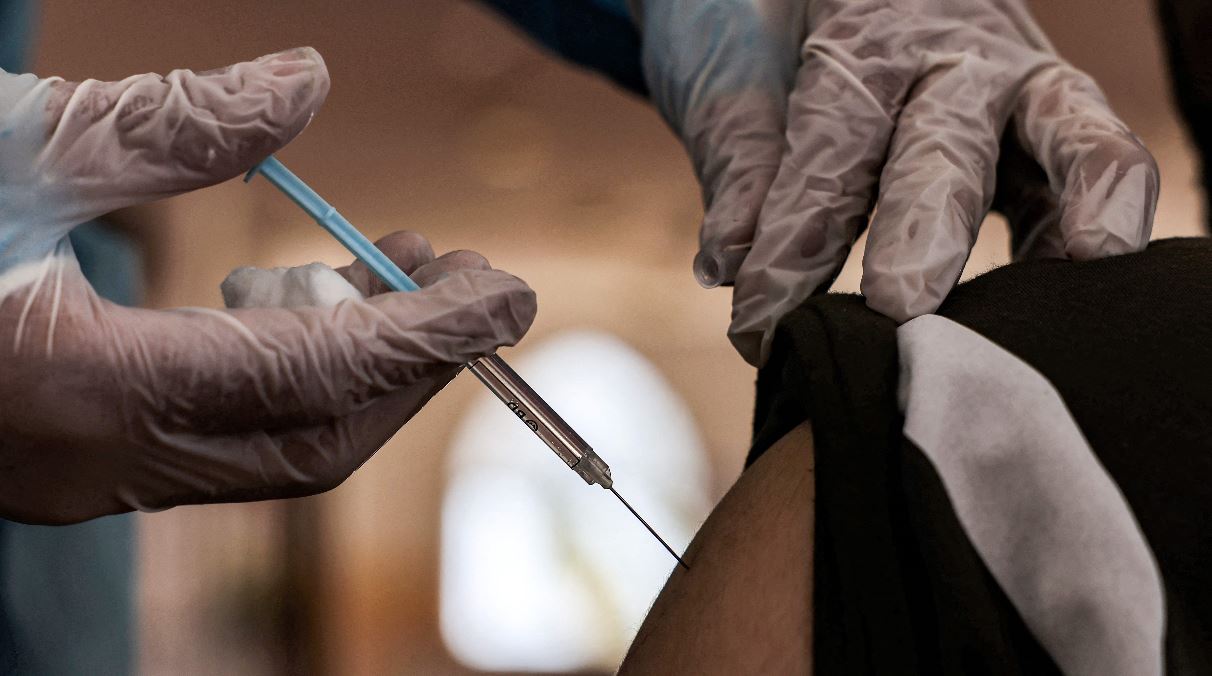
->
[619,422,815,675]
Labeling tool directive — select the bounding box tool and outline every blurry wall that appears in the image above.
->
[27,0,1204,674]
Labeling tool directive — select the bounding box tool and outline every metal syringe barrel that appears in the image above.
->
[467,354,613,489]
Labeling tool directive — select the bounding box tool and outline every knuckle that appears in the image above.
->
[443,249,490,271]
[1133,140,1161,182]
[1067,132,1159,202]
[377,229,430,252]
[283,434,356,494]
[1093,133,1154,169]
[295,472,344,498]
[484,282,537,340]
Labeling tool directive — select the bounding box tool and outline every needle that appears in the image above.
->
[246,156,689,573]
[610,487,690,570]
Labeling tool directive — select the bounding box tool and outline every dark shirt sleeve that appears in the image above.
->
[476,0,647,96]
[1155,0,1212,232]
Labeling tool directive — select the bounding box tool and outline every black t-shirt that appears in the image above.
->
[750,238,1212,674]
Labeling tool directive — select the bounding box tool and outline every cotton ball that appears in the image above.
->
[221,262,365,309]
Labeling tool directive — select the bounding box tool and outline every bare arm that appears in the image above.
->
[619,422,815,675]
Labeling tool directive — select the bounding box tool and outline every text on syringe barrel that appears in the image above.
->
[465,354,613,489]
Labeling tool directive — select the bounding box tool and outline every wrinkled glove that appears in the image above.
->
[632,0,1159,365]
[0,49,536,525]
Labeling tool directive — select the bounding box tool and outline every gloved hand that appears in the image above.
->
[0,49,536,525]
[631,0,1158,365]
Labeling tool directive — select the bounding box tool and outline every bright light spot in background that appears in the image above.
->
[440,331,713,672]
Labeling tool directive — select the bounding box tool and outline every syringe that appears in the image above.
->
[245,155,688,570]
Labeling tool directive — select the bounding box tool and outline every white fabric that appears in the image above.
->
[221,262,363,309]
[897,314,1164,676]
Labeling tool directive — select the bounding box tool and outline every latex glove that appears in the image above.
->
[0,50,536,524]
[632,0,1158,365]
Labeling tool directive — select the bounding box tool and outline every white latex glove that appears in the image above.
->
[632,0,1159,365]
[0,50,536,524]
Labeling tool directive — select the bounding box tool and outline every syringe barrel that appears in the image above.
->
[466,354,613,489]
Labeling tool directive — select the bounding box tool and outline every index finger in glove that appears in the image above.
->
[39,48,329,215]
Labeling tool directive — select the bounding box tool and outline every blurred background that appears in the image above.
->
[4,0,1205,674]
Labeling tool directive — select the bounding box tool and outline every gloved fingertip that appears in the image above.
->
[694,243,750,288]
[371,269,538,361]
[253,46,329,86]
[876,291,944,324]
[254,46,324,65]
[372,231,436,270]
[111,47,333,188]
[251,46,331,130]
[1062,228,1141,262]
[204,46,331,122]
[1060,160,1157,262]
[726,328,767,368]
[862,271,943,325]
[289,46,331,108]
[411,251,492,289]
[339,231,438,296]
[482,274,539,345]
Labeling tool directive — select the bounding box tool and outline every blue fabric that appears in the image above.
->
[0,0,36,73]
[0,512,136,676]
[70,222,143,308]
[477,0,648,95]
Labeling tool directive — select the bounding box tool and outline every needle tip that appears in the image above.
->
[610,486,689,571]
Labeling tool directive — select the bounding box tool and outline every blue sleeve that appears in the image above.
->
[477,0,648,96]
[0,0,36,73]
